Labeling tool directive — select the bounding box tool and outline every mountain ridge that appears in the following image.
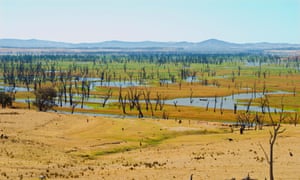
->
[1,38,300,53]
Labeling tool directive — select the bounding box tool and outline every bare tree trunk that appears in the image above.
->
[81,93,84,109]
[260,97,286,180]
[27,96,31,109]
[155,93,160,111]
[190,88,193,104]
[206,101,209,111]
[103,88,112,107]
[71,103,77,114]
[213,95,217,112]
[63,82,67,104]
[269,141,274,180]
[69,82,73,106]
[134,92,143,118]
[234,103,237,114]
[118,87,127,114]
[246,98,252,113]
[220,97,223,115]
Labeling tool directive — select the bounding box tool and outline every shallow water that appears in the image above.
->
[0,86,32,92]
[165,91,293,113]
[14,89,294,115]
[185,76,200,83]
[91,81,144,88]
[73,77,146,88]
[245,61,267,67]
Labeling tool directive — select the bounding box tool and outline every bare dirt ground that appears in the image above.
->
[0,109,299,180]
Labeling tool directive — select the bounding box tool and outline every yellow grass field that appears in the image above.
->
[0,109,299,179]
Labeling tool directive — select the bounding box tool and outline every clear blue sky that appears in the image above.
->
[1,0,299,43]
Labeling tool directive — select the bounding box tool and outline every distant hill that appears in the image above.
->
[0,39,72,48]
[1,38,300,53]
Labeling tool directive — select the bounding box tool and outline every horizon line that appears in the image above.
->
[1,37,299,45]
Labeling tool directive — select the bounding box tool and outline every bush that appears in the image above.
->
[0,92,13,108]
[34,87,57,111]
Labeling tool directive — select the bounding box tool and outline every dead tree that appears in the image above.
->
[26,96,31,109]
[80,80,87,109]
[253,81,257,98]
[206,101,209,111]
[57,85,64,107]
[260,97,269,114]
[236,112,253,130]
[246,98,252,113]
[127,88,136,111]
[173,100,178,108]
[220,97,224,115]
[178,80,182,90]
[103,88,112,107]
[69,81,73,106]
[71,103,78,114]
[213,95,217,112]
[118,87,127,114]
[254,112,264,130]
[126,88,144,118]
[260,97,286,180]
[143,89,154,116]
[162,110,169,119]
[159,95,166,111]
[288,112,299,126]
[234,103,237,114]
[190,88,193,104]
[63,81,67,104]
[142,89,150,111]
[231,71,235,83]
[262,81,267,95]
[135,95,144,118]
[155,92,161,111]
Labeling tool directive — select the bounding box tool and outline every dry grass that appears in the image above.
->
[0,108,299,179]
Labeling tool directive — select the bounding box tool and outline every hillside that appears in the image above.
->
[0,109,299,179]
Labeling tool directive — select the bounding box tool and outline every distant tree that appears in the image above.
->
[34,86,57,111]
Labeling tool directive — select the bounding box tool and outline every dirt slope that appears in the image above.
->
[0,109,299,180]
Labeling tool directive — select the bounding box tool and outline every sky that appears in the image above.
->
[0,0,299,43]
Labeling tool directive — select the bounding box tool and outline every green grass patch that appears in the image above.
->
[90,128,229,157]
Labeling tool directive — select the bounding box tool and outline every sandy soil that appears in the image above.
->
[0,109,299,180]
